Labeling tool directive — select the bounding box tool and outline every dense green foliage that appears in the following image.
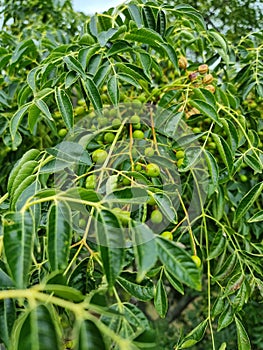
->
[0,0,263,349]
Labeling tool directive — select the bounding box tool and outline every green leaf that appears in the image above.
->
[139,52,152,79]
[180,319,208,349]
[105,187,148,204]
[189,99,222,126]
[96,209,125,288]
[42,284,84,302]
[207,231,226,260]
[11,39,35,64]
[154,277,168,318]
[125,28,164,47]
[10,305,60,350]
[156,237,201,291]
[3,211,34,288]
[74,320,106,350]
[34,99,53,121]
[81,78,103,112]
[217,304,234,331]
[212,134,233,174]
[54,88,74,130]
[7,149,40,193]
[244,153,262,173]
[0,267,14,290]
[11,176,38,211]
[204,150,219,190]
[107,40,132,57]
[47,201,72,271]
[118,73,142,89]
[153,192,177,224]
[63,55,85,76]
[97,28,118,47]
[10,104,30,141]
[117,272,154,301]
[235,317,251,350]
[131,222,157,282]
[142,6,156,30]
[234,182,263,223]
[47,141,92,165]
[156,10,166,36]
[128,4,143,26]
[107,75,119,106]
[247,210,263,223]
[160,43,178,72]
[164,269,184,295]
[0,299,16,348]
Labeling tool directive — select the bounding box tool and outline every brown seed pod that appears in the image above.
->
[205,84,216,93]
[178,56,188,70]
[188,72,198,81]
[198,64,209,74]
[202,74,214,84]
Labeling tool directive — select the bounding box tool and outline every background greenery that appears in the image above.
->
[0,0,262,349]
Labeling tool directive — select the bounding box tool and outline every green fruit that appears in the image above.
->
[92,149,108,164]
[146,163,160,177]
[161,231,173,240]
[132,130,144,139]
[122,177,131,186]
[85,174,96,189]
[104,132,115,143]
[98,117,108,127]
[79,218,86,228]
[112,118,122,128]
[147,194,156,206]
[181,339,197,348]
[58,128,68,137]
[208,142,217,150]
[77,99,86,106]
[177,158,184,167]
[150,209,163,224]
[130,115,141,124]
[144,147,155,157]
[74,106,85,115]
[135,163,142,171]
[191,255,201,268]
[112,208,131,225]
[133,123,141,130]
[240,174,248,182]
[176,150,185,159]
[192,127,201,133]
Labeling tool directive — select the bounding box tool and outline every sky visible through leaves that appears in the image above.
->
[73,0,125,14]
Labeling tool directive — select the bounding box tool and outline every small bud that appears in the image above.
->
[186,108,200,118]
[188,72,198,81]
[205,84,216,93]
[198,64,209,74]
[202,74,214,84]
[178,56,188,70]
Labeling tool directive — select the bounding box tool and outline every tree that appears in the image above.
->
[0,0,262,349]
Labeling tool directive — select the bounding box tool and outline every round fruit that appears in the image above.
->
[133,123,141,130]
[161,231,173,240]
[203,73,214,84]
[178,56,188,70]
[198,64,209,74]
[135,163,142,171]
[176,150,185,160]
[77,99,86,106]
[98,117,108,127]
[144,147,155,157]
[112,208,131,225]
[130,115,140,124]
[240,174,248,182]
[112,118,122,128]
[74,106,85,116]
[85,174,96,189]
[122,177,131,186]
[191,255,201,268]
[205,84,216,93]
[104,132,115,144]
[177,158,184,167]
[58,128,68,137]
[188,72,198,81]
[150,209,163,224]
[192,127,201,133]
[92,149,108,164]
[132,130,144,139]
[79,218,86,228]
[146,163,160,177]
[147,194,156,206]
